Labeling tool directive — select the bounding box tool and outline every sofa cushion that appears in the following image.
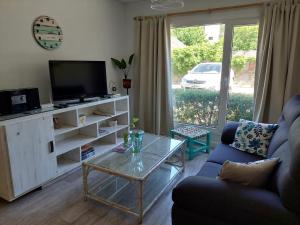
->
[267,121,289,157]
[230,120,278,157]
[272,117,300,214]
[221,121,239,145]
[172,205,228,225]
[207,144,263,165]
[196,162,222,178]
[281,95,300,127]
[219,158,279,187]
[172,176,300,225]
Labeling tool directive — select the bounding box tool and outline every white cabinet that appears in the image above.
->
[0,96,129,201]
[4,116,56,198]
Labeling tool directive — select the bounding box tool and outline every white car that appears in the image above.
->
[181,62,234,90]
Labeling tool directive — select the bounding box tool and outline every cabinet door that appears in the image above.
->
[5,116,56,197]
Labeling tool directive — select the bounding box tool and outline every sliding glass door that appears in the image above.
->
[171,18,260,136]
[172,24,225,127]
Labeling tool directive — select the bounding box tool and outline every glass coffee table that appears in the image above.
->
[82,133,185,223]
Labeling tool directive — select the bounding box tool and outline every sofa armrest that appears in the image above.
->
[172,176,297,225]
[221,122,239,144]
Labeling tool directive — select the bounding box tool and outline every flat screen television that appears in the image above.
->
[49,60,108,102]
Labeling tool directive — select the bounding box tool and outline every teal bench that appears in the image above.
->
[170,125,211,160]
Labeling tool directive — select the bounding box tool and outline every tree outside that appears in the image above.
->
[171,25,258,83]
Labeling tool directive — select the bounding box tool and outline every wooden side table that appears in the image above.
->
[170,125,211,160]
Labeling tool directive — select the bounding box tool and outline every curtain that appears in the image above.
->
[254,0,300,123]
[133,16,173,135]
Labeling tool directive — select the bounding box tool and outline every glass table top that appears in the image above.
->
[86,133,184,180]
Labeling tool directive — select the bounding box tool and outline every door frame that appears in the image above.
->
[170,16,261,145]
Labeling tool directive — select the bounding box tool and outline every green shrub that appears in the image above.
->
[231,56,256,74]
[174,89,253,126]
[172,43,223,79]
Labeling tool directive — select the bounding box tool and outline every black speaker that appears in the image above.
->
[0,88,41,116]
[25,88,41,110]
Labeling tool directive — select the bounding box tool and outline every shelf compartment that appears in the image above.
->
[81,114,111,127]
[57,148,81,174]
[79,123,98,138]
[78,102,115,127]
[82,134,120,161]
[98,125,129,138]
[115,99,129,112]
[55,129,96,155]
[54,124,78,136]
[53,110,78,136]
[115,111,128,116]
[111,113,129,128]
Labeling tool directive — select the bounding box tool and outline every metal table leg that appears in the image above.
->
[181,144,185,172]
[82,163,90,201]
[137,180,144,224]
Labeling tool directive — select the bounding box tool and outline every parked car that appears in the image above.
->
[181,62,234,90]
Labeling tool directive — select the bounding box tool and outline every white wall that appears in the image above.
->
[0,0,126,103]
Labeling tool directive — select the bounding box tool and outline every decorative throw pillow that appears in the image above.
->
[230,119,278,157]
[219,158,279,187]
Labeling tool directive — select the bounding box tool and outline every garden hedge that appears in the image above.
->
[174,89,253,126]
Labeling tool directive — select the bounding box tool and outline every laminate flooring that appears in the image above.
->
[0,154,208,225]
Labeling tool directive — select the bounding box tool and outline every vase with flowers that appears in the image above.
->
[129,117,144,153]
[111,54,134,95]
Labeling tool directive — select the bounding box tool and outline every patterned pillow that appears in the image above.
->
[230,120,278,157]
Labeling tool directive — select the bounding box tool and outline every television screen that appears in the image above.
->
[49,60,107,101]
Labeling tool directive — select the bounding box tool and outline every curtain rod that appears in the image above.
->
[134,2,264,20]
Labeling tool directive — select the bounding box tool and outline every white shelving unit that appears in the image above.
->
[53,96,130,174]
[0,96,130,202]
[0,96,129,201]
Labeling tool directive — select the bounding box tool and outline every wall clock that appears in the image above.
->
[33,16,63,50]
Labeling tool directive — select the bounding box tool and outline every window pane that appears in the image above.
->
[171,24,225,127]
[227,25,259,122]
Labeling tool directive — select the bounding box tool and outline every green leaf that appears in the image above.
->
[131,116,139,129]
[111,58,123,69]
[120,59,127,69]
[128,54,134,65]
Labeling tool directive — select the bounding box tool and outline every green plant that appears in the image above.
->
[111,54,134,79]
[232,25,259,51]
[172,41,223,78]
[172,26,207,46]
[231,56,256,74]
[130,117,139,129]
[123,132,129,144]
[173,89,253,126]
[171,25,259,79]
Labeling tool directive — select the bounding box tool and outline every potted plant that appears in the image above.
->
[111,54,134,95]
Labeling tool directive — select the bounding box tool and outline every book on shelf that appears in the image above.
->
[81,151,95,160]
[81,144,93,152]
[81,147,95,156]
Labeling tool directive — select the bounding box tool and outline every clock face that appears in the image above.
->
[33,16,63,50]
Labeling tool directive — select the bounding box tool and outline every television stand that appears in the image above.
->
[0,96,129,201]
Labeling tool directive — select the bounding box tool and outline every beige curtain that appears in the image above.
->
[133,16,173,135]
[254,0,300,123]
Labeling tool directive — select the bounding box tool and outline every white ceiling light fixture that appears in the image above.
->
[150,0,184,11]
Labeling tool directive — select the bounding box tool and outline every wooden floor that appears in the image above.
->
[0,154,207,225]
